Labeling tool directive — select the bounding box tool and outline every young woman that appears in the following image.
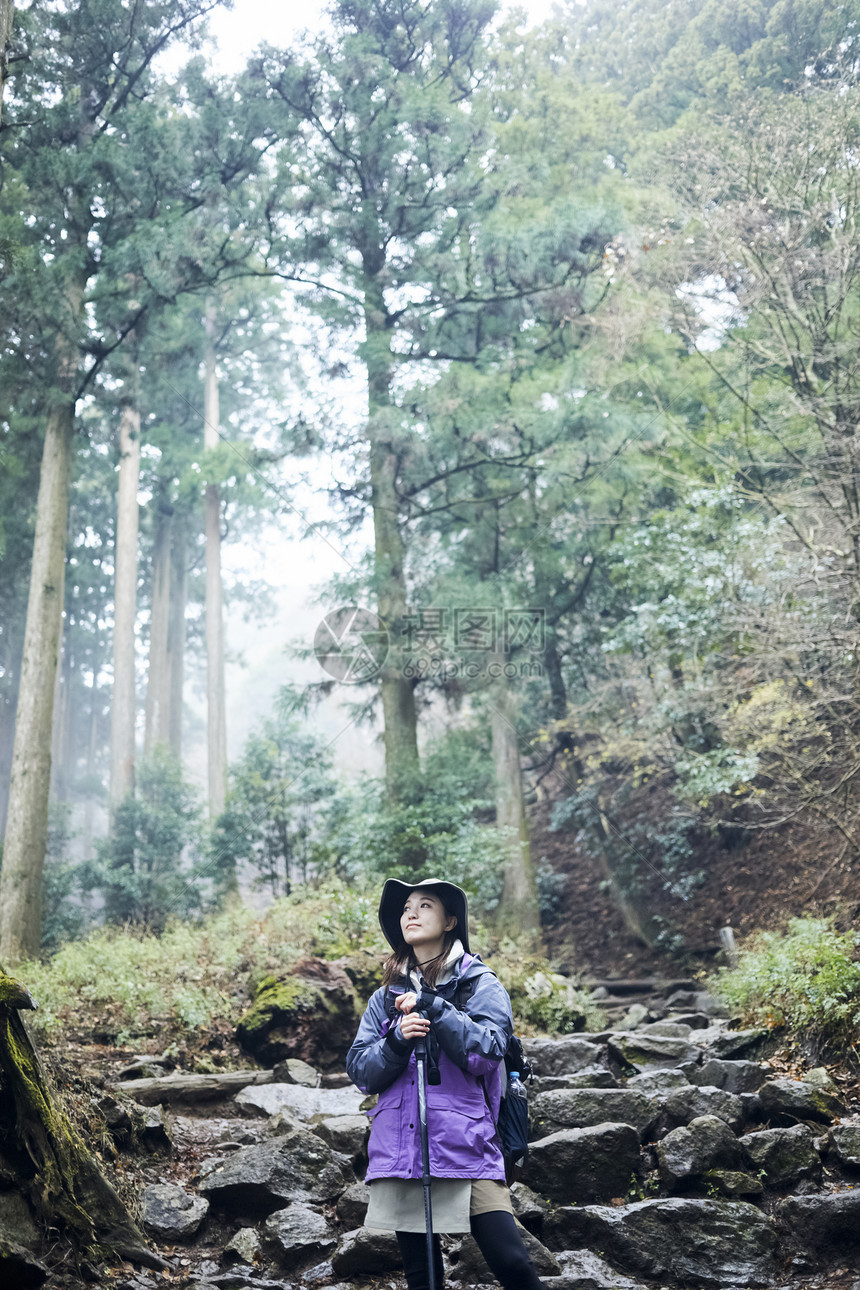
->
[346,877,548,1290]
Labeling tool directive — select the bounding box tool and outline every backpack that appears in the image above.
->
[454,972,532,1174]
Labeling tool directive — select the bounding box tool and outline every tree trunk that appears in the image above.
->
[0,969,162,1267]
[204,300,227,818]
[110,400,140,811]
[0,0,13,126]
[0,712,13,841]
[490,682,541,939]
[81,691,99,857]
[49,616,74,802]
[167,510,187,759]
[144,499,171,754]
[363,274,419,800]
[0,396,75,964]
[113,1067,275,1104]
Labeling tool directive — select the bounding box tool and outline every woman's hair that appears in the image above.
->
[381,897,460,990]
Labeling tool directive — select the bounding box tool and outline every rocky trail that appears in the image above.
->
[10,983,860,1290]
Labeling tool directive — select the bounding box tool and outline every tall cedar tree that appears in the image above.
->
[255,0,496,801]
[0,0,228,962]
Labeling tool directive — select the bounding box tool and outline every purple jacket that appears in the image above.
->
[346,954,512,1182]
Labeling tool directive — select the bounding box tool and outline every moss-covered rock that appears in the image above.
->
[236,958,361,1070]
[757,1078,845,1124]
[333,951,384,1000]
[546,1198,778,1288]
[741,1124,821,1187]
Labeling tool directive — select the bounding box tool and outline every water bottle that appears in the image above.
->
[508,1070,527,1099]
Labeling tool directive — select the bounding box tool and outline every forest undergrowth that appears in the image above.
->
[21,880,606,1056]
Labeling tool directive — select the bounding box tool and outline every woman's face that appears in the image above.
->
[400,890,457,956]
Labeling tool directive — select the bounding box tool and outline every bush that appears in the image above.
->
[710,916,860,1055]
[22,879,385,1045]
[487,943,607,1035]
[21,876,586,1049]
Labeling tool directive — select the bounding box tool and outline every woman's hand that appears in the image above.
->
[394,994,429,1042]
[398,1009,430,1042]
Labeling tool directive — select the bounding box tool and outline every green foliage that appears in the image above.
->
[550,787,704,911]
[485,943,607,1034]
[20,879,571,1045]
[21,881,379,1043]
[314,891,377,956]
[712,917,860,1054]
[511,969,606,1036]
[41,803,89,951]
[320,734,507,916]
[92,749,204,931]
[213,711,337,899]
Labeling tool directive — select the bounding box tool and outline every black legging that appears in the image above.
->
[396,1210,547,1290]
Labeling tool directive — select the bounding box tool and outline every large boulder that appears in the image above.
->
[448,1227,559,1283]
[0,1239,47,1288]
[335,1181,371,1228]
[313,1115,369,1172]
[198,1129,350,1213]
[545,1198,778,1288]
[530,1089,658,1140]
[741,1124,821,1187]
[690,1059,769,1094]
[533,1068,618,1091]
[138,1103,173,1153]
[526,1037,605,1077]
[635,1021,692,1039]
[141,1183,209,1240]
[523,1123,642,1203]
[827,1124,860,1169]
[264,1205,337,1265]
[703,1169,764,1197]
[224,1227,263,1264]
[608,1034,703,1071]
[510,1182,551,1236]
[777,1191,860,1256]
[0,1193,40,1250]
[757,1078,845,1124]
[626,1068,691,1096]
[236,959,361,1070]
[701,1028,771,1060]
[658,1085,745,1134]
[271,1057,320,1087]
[656,1115,744,1185]
[331,1228,401,1276]
[545,1250,649,1289]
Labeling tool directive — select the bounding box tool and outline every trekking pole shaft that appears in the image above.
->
[415,1037,437,1290]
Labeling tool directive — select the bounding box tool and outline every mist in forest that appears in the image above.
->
[2,0,860,963]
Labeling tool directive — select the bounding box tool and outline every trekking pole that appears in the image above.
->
[414,1024,437,1290]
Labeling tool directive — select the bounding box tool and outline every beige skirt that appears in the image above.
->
[364,1177,512,1234]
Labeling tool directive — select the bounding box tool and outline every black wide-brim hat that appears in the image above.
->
[378,878,471,954]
